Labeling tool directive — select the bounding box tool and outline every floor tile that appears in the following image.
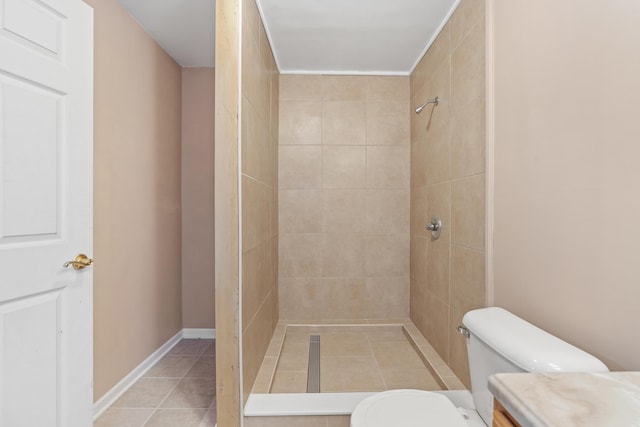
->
[380,368,441,390]
[320,333,372,357]
[321,356,385,392]
[169,339,214,356]
[370,341,426,370]
[143,408,207,427]
[271,370,307,393]
[144,355,199,378]
[185,357,216,378]
[161,377,216,409]
[203,341,216,357]
[198,400,217,427]
[95,408,153,427]
[365,327,407,342]
[112,378,179,408]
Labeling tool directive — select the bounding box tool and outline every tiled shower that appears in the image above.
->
[216,0,487,424]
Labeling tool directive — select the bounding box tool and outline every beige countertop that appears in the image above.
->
[489,372,640,427]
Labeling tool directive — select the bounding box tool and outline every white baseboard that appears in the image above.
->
[183,328,216,339]
[93,327,216,419]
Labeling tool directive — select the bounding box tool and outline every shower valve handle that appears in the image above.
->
[425,217,442,239]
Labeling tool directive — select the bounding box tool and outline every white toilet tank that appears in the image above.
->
[462,307,609,425]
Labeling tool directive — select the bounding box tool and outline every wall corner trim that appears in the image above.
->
[93,328,216,420]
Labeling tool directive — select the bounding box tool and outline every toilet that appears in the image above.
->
[350,307,609,427]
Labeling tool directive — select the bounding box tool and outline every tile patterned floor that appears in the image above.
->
[96,339,216,427]
[272,327,442,393]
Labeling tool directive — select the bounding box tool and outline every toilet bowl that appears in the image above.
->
[350,307,609,427]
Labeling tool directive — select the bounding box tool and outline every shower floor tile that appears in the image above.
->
[269,324,445,393]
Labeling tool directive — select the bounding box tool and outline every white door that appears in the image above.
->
[0,0,93,426]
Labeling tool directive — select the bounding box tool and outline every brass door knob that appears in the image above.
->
[63,254,94,270]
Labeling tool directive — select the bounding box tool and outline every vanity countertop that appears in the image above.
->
[488,372,640,427]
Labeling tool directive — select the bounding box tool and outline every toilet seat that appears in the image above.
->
[350,389,468,427]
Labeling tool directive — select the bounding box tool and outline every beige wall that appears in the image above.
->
[409,0,486,387]
[182,68,216,329]
[241,0,280,404]
[87,0,183,401]
[492,0,640,371]
[278,75,410,321]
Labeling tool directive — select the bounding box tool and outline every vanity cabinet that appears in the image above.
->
[492,399,521,427]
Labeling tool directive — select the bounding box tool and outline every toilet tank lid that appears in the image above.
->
[462,307,609,373]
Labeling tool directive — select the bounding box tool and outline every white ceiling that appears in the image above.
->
[118,0,215,68]
[256,0,460,75]
[118,0,460,75]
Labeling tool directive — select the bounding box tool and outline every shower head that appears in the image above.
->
[415,97,439,114]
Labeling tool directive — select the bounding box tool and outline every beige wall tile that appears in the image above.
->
[411,138,428,188]
[451,245,486,312]
[322,146,366,189]
[322,233,365,277]
[279,101,322,145]
[279,234,323,277]
[242,176,271,252]
[322,76,366,101]
[323,190,365,234]
[425,121,452,185]
[279,190,322,234]
[366,190,410,234]
[366,146,410,189]
[451,19,485,113]
[426,240,450,304]
[322,101,366,145]
[279,278,325,320]
[366,101,410,146]
[279,146,322,189]
[242,291,277,398]
[410,235,427,286]
[425,292,450,361]
[242,97,270,184]
[451,95,486,179]
[367,76,409,101]
[365,234,410,277]
[241,33,261,112]
[451,174,485,251]
[366,276,410,319]
[242,241,271,327]
[450,0,485,51]
[410,187,429,237]
[280,75,323,101]
[322,278,367,319]
[410,283,428,338]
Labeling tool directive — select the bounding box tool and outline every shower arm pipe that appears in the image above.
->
[415,96,439,114]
